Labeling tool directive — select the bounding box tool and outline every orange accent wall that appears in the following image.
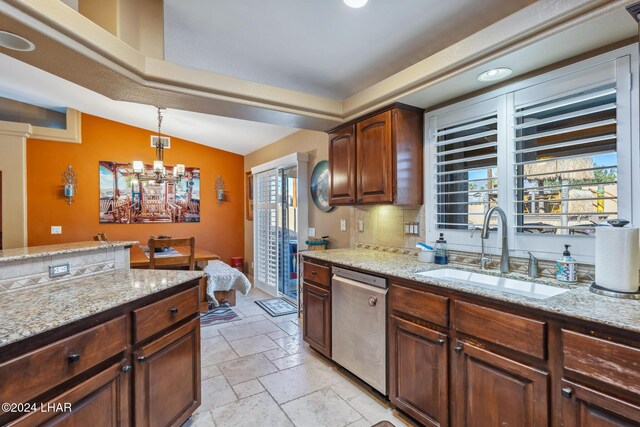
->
[27,113,244,263]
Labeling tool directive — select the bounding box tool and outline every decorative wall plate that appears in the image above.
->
[310,160,333,212]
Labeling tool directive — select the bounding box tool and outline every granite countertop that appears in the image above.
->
[0,269,204,348]
[0,241,139,263]
[303,249,640,334]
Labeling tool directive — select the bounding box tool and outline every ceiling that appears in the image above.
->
[0,52,297,155]
[164,0,536,99]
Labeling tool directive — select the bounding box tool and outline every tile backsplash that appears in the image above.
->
[345,204,596,283]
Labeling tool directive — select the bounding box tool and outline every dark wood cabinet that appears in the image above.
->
[134,317,201,427]
[328,125,356,205]
[302,281,331,357]
[452,341,549,427]
[560,379,640,426]
[389,315,448,427]
[356,110,394,204]
[9,362,130,426]
[327,103,423,206]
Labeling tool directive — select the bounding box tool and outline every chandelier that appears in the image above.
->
[132,107,185,183]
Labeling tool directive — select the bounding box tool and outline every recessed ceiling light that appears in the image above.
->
[344,0,368,8]
[477,67,512,82]
[0,31,35,52]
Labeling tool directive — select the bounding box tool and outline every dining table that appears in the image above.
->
[129,244,220,269]
[129,244,221,312]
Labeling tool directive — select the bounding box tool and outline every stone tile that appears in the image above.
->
[235,304,267,317]
[198,376,237,414]
[228,334,278,357]
[282,388,361,427]
[347,394,411,427]
[271,351,314,370]
[201,364,222,380]
[230,314,266,325]
[201,337,239,367]
[273,334,305,355]
[346,419,370,427]
[263,347,289,360]
[267,330,289,340]
[211,392,293,427]
[277,321,301,336]
[269,313,299,324]
[201,326,221,339]
[259,361,342,404]
[232,379,265,399]
[183,410,216,427]
[219,320,281,341]
[219,353,278,385]
[331,379,367,401]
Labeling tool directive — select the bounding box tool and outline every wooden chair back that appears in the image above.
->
[148,237,196,270]
[93,233,108,242]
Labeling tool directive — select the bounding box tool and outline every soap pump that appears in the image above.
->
[434,233,449,265]
[556,244,577,283]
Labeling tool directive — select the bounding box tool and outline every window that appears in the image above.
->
[254,169,279,290]
[426,47,636,261]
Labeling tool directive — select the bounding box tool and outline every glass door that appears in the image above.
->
[278,166,298,304]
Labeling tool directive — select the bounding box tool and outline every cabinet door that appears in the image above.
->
[10,362,130,426]
[452,341,549,427]
[134,317,201,427]
[302,281,331,357]
[560,379,640,426]
[356,110,393,204]
[329,125,356,205]
[389,315,448,427]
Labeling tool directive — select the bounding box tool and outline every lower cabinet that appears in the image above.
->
[560,379,640,426]
[302,281,331,357]
[9,362,131,426]
[452,341,549,427]
[134,317,201,427]
[388,315,448,427]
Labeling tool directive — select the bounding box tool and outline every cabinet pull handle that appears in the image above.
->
[561,387,573,398]
[169,307,179,314]
[436,339,445,346]
[454,345,463,354]
[137,355,146,362]
[311,271,318,276]
[67,353,81,364]
[122,365,132,373]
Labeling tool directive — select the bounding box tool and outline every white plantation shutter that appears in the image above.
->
[254,169,279,290]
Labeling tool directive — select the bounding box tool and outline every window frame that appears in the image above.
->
[425,45,638,263]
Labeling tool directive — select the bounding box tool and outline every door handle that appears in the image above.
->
[368,296,377,306]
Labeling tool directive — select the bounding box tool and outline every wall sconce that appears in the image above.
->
[61,164,78,205]
[215,175,225,206]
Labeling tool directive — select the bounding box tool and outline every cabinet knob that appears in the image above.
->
[122,365,132,373]
[436,339,445,346]
[137,355,146,362]
[561,387,573,398]
[67,353,81,364]
[311,271,318,276]
[169,307,179,314]
[454,345,463,354]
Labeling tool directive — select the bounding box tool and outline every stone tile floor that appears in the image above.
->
[184,287,416,427]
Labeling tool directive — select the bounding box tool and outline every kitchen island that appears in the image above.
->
[0,242,204,426]
[302,248,640,426]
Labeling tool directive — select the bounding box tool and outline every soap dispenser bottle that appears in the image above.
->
[556,244,577,283]
[434,233,449,265]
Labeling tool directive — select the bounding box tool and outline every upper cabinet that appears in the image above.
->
[327,104,423,206]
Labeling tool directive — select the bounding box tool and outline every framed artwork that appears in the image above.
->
[246,172,254,220]
[99,161,200,224]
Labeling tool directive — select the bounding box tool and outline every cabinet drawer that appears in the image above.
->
[453,301,547,360]
[389,283,449,327]
[562,329,640,395]
[0,315,127,407]
[303,261,330,287]
[133,286,199,343]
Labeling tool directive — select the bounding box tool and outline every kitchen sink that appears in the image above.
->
[416,268,569,300]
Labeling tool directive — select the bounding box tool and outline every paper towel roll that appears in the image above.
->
[595,227,640,292]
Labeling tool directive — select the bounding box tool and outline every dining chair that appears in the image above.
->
[148,237,196,271]
[93,232,108,242]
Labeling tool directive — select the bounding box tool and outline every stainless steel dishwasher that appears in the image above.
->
[332,266,388,394]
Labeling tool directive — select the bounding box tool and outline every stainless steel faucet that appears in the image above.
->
[471,226,491,270]
[481,206,510,273]
[526,252,539,278]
